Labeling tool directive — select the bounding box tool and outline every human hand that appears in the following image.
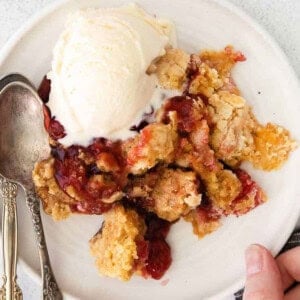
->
[243,244,300,299]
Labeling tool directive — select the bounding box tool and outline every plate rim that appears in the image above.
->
[0,0,300,299]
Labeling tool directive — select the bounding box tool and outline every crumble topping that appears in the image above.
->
[188,58,224,98]
[32,158,73,220]
[89,204,146,281]
[208,91,257,167]
[250,123,297,171]
[154,48,190,90]
[185,206,221,238]
[127,168,201,222]
[205,169,242,214]
[124,123,177,175]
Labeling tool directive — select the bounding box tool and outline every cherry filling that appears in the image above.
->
[38,76,51,103]
[162,96,196,133]
[145,214,171,240]
[43,105,66,140]
[230,169,265,215]
[51,139,127,215]
[39,78,66,140]
[52,146,110,214]
[88,138,125,171]
[136,213,172,280]
[146,239,171,280]
[136,240,149,265]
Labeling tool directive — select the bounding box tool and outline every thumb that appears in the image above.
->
[243,244,284,300]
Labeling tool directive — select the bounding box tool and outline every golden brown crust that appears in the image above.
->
[128,168,201,222]
[187,46,244,96]
[32,158,74,220]
[152,169,200,221]
[205,170,242,214]
[154,48,190,90]
[249,123,297,171]
[89,204,146,281]
[188,61,223,98]
[208,91,257,167]
[184,208,220,238]
[124,123,178,175]
[200,46,242,79]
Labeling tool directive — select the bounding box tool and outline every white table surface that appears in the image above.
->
[0,0,299,299]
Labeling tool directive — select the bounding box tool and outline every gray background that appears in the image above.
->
[0,0,299,299]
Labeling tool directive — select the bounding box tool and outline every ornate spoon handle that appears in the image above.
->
[0,178,22,300]
[26,188,63,300]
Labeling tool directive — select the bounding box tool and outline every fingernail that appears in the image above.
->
[245,244,263,276]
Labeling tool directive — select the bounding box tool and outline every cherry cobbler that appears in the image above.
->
[33,46,296,281]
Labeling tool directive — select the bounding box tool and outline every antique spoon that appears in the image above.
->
[0,74,33,300]
[0,74,63,299]
[0,176,22,300]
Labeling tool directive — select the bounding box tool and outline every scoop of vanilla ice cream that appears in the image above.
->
[47,4,176,146]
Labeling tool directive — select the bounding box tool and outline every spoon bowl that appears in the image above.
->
[0,76,49,188]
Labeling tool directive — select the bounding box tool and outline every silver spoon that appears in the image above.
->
[0,74,34,300]
[0,176,22,300]
[0,74,63,299]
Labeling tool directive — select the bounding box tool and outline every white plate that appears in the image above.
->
[1,0,300,299]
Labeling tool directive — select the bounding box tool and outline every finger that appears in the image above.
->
[243,244,284,300]
[284,284,300,300]
[276,246,300,290]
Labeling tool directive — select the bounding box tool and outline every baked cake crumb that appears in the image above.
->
[89,204,146,281]
[124,123,177,175]
[185,207,221,238]
[204,170,242,214]
[188,62,223,97]
[208,91,257,167]
[128,168,201,222]
[155,48,190,90]
[32,158,74,220]
[152,168,201,221]
[250,123,297,171]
